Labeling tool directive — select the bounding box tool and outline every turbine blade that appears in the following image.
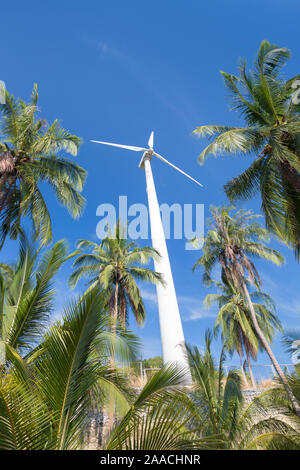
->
[148,131,154,149]
[91,140,147,152]
[153,152,203,187]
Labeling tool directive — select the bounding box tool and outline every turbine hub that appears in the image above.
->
[139,150,153,169]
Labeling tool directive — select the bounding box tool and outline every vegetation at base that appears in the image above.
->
[142,356,163,369]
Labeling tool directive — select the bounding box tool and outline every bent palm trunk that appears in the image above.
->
[240,356,248,388]
[242,280,300,418]
[245,344,256,389]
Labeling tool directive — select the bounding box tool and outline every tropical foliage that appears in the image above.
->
[193,205,300,417]
[0,236,73,361]
[106,332,300,450]
[193,41,300,256]
[186,332,300,449]
[1,41,300,451]
[205,280,282,387]
[0,85,86,247]
[0,286,137,449]
[106,365,205,450]
[69,222,164,329]
[283,325,300,372]
[142,355,163,369]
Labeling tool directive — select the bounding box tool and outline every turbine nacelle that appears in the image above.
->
[139,150,153,169]
[139,131,155,168]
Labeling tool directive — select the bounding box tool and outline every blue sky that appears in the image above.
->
[2,0,300,374]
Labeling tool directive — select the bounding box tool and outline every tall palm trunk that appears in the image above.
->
[0,173,7,194]
[279,160,300,192]
[242,280,300,418]
[239,355,248,388]
[0,174,8,212]
[245,343,256,389]
[0,175,16,214]
[112,280,119,333]
[107,279,119,436]
[238,330,248,387]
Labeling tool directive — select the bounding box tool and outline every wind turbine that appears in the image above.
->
[91,132,202,383]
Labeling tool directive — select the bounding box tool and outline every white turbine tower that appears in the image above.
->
[91,132,202,383]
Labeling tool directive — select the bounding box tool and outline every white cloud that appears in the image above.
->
[139,287,157,304]
[186,308,217,321]
[261,272,278,290]
[177,294,198,304]
[276,299,300,317]
[252,271,300,320]
[178,294,217,321]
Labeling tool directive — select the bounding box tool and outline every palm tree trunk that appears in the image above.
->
[242,280,300,418]
[0,173,7,192]
[0,174,8,212]
[240,355,248,388]
[0,175,16,215]
[245,344,256,389]
[107,280,119,435]
[112,280,119,333]
[279,160,300,192]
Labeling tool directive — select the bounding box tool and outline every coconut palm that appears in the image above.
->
[0,262,13,283]
[193,41,300,256]
[69,222,162,434]
[106,364,208,450]
[106,332,300,450]
[0,235,73,364]
[186,332,300,449]
[0,289,135,449]
[283,325,300,372]
[252,333,300,447]
[205,280,282,388]
[0,85,86,247]
[69,222,164,329]
[193,205,300,417]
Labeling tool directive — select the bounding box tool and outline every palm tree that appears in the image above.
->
[0,289,135,449]
[283,325,300,372]
[69,223,162,433]
[106,365,206,450]
[205,279,282,388]
[107,332,300,450]
[193,41,300,256]
[1,298,299,449]
[0,85,86,247]
[193,205,300,418]
[186,332,300,449]
[0,235,73,364]
[69,222,164,330]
